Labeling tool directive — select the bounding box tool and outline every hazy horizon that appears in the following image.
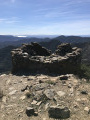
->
[0,34,90,38]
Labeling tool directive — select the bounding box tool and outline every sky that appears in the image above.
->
[0,0,90,35]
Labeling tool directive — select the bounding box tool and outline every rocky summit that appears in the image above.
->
[11,42,81,74]
[0,73,90,120]
[1,42,90,120]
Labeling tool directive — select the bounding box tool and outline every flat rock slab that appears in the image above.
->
[84,107,90,114]
[57,91,66,97]
[33,83,48,91]
[44,89,55,99]
[31,100,37,105]
[20,96,26,100]
[2,96,6,103]
[9,90,17,95]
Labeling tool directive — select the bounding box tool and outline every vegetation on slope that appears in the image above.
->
[0,46,16,73]
[81,64,90,80]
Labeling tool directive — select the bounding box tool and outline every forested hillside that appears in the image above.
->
[0,46,17,73]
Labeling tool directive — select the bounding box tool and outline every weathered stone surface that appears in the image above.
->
[59,75,68,80]
[45,103,50,110]
[33,83,48,91]
[55,43,72,56]
[57,91,66,97]
[2,96,6,103]
[24,90,31,98]
[20,96,26,100]
[48,106,70,119]
[84,107,90,114]
[21,85,29,92]
[31,100,37,105]
[36,101,42,106]
[44,89,55,99]
[11,42,82,74]
[9,90,17,95]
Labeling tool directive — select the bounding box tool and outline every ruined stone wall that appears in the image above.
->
[11,42,82,74]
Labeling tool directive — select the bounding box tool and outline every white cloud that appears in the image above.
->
[44,10,75,18]
[0,17,20,24]
[0,19,6,22]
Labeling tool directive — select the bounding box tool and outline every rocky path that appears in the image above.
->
[0,73,90,120]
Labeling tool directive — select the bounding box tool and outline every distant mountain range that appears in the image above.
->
[0,35,58,42]
[0,35,90,49]
[0,35,23,42]
[0,35,90,42]
[52,35,90,43]
[0,35,51,49]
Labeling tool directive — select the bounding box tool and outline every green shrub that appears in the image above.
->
[81,64,90,80]
[45,80,55,85]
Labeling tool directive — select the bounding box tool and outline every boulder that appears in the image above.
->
[48,106,70,119]
[26,107,35,116]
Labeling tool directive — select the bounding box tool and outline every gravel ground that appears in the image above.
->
[0,73,90,120]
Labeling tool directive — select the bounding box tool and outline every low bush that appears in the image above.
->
[80,64,90,80]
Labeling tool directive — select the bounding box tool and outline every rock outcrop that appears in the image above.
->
[55,43,72,56]
[11,42,82,74]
